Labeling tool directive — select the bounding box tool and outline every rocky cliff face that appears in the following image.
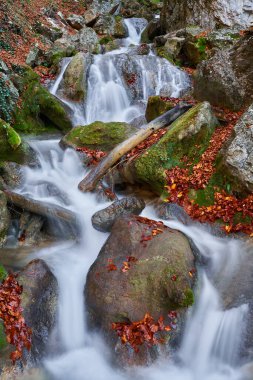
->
[161,0,253,32]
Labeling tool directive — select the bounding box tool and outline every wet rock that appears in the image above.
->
[141,19,162,43]
[58,52,92,102]
[123,102,218,194]
[222,104,253,193]
[91,196,145,232]
[145,96,174,122]
[156,203,191,225]
[18,259,58,364]
[0,120,32,165]
[0,191,10,247]
[66,14,85,30]
[60,121,137,152]
[85,216,195,365]
[18,212,45,247]
[0,162,23,189]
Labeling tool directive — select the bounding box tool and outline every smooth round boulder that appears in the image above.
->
[85,215,195,365]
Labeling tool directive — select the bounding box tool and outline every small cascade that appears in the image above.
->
[50,58,71,96]
[123,18,148,46]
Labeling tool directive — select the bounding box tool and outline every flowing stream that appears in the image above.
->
[16,18,251,380]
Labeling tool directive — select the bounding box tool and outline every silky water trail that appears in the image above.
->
[14,18,251,380]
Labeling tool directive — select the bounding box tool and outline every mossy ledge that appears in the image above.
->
[60,121,137,151]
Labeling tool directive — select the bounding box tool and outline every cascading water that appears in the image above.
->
[50,18,190,126]
[14,18,251,380]
[18,143,249,380]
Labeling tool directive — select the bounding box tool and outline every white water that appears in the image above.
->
[50,18,190,126]
[16,18,251,380]
[18,141,249,380]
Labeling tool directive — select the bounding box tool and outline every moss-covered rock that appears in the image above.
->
[145,96,174,122]
[127,102,218,194]
[60,121,137,151]
[85,215,195,366]
[13,68,73,134]
[0,119,31,164]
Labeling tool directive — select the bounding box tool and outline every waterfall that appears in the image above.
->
[123,18,148,46]
[50,18,190,126]
[14,18,251,380]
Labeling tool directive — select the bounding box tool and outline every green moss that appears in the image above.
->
[5,124,21,149]
[156,47,182,67]
[156,47,174,64]
[0,321,7,351]
[13,68,72,134]
[62,121,137,151]
[145,96,174,122]
[134,103,217,193]
[196,37,208,56]
[181,288,194,307]
[0,119,29,163]
[99,35,114,45]
[0,264,7,283]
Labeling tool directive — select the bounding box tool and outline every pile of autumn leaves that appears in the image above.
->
[165,109,253,235]
[0,274,31,362]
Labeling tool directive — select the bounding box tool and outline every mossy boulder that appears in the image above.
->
[13,68,73,134]
[125,102,218,194]
[58,52,92,102]
[60,121,137,151]
[85,215,195,366]
[145,96,174,122]
[0,119,31,164]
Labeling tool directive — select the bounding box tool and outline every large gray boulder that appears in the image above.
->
[222,104,253,193]
[85,216,195,366]
[194,31,253,110]
[161,0,253,32]
[54,26,100,54]
[18,260,58,364]
[193,50,244,111]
